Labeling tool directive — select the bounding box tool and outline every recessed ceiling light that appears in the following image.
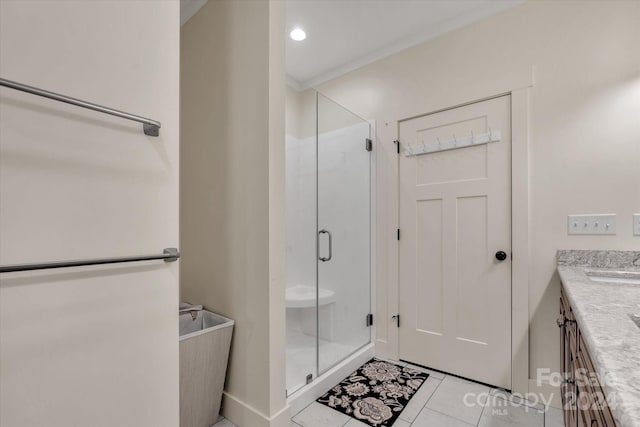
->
[290,28,306,41]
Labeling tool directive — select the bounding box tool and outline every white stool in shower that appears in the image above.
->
[286,285,336,341]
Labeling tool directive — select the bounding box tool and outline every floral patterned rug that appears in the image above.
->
[316,358,429,426]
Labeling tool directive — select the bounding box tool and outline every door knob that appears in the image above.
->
[495,251,508,261]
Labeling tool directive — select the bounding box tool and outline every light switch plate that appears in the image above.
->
[633,214,640,236]
[567,214,617,235]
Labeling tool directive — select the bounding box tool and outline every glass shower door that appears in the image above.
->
[316,93,371,374]
[285,105,318,395]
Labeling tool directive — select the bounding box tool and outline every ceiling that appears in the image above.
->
[181,0,525,90]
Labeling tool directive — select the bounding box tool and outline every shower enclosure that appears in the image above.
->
[285,90,372,395]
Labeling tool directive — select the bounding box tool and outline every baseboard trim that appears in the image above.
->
[268,404,291,427]
[222,392,290,427]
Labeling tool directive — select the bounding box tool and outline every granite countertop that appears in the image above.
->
[557,250,640,427]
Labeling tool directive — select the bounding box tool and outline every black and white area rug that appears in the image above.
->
[317,358,429,426]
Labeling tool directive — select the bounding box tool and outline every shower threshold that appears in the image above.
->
[287,341,374,416]
[286,330,353,394]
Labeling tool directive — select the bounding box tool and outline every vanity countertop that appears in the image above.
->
[557,250,640,427]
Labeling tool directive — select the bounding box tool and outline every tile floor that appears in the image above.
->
[214,360,565,427]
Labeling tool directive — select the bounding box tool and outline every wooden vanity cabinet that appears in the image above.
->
[560,286,579,427]
[559,285,617,427]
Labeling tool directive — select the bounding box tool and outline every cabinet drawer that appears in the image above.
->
[560,283,617,427]
[578,335,616,426]
[567,321,578,357]
[561,287,575,321]
[561,381,578,427]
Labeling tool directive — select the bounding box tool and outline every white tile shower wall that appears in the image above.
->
[286,134,317,289]
[286,122,371,354]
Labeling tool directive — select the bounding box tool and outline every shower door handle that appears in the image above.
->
[319,229,332,262]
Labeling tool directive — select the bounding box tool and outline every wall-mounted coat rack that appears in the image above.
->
[0,77,161,136]
[404,130,501,157]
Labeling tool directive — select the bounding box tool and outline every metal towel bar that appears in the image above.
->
[0,77,161,136]
[0,248,179,273]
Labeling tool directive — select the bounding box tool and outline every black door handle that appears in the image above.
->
[495,251,508,261]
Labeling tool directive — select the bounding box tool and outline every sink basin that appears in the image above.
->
[586,270,640,285]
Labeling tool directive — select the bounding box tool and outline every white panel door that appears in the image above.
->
[398,96,512,389]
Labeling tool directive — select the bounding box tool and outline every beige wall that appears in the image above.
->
[313,0,640,393]
[0,1,180,426]
[286,87,365,139]
[286,86,316,139]
[286,85,303,138]
[180,1,288,425]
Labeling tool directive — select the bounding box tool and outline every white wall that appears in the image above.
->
[0,1,180,426]
[286,87,315,140]
[180,1,288,426]
[314,0,640,396]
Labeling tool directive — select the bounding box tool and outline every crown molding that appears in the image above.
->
[286,75,305,92]
[295,1,524,90]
